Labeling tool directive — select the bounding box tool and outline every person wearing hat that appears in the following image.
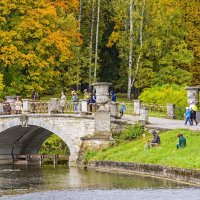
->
[150,130,160,147]
[176,133,186,149]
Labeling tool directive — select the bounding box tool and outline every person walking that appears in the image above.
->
[190,101,198,125]
[60,91,66,113]
[176,133,186,149]
[119,102,126,118]
[184,107,192,125]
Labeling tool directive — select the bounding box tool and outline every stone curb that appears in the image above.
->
[88,160,200,186]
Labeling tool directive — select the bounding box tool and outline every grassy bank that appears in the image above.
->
[88,129,200,170]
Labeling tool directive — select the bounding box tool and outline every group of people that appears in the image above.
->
[84,90,96,113]
[2,97,23,115]
[59,90,80,113]
[59,89,127,116]
[184,101,198,126]
[146,130,186,150]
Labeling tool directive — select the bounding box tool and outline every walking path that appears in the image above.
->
[122,114,200,131]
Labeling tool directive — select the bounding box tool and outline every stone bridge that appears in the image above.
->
[0,113,122,166]
[0,114,96,166]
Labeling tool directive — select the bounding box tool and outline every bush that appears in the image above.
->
[83,150,97,162]
[117,123,145,142]
[39,134,69,155]
[138,84,188,108]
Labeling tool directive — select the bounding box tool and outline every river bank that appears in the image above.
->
[86,129,200,186]
[87,160,200,186]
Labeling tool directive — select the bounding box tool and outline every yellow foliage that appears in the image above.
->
[0,74,4,91]
[107,32,119,48]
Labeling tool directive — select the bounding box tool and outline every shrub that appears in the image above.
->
[138,84,188,108]
[83,150,97,162]
[118,123,145,141]
[39,134,69,155]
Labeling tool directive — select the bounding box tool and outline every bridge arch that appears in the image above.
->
[0,115,95,165]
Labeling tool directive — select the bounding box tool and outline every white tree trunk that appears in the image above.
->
[79,0,82,31]
[77,0,82,91]
[127,0,134,100]
[89,0,95,89]
[94,0,100,80]
[131,0,145,88]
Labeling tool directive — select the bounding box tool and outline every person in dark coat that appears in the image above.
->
[150,130,160,147]
[176,133,186,149]
[110,91,116,102]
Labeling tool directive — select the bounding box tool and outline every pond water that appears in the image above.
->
[0,165,199,200]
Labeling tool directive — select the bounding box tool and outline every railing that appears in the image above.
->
[0,100,100,115]
[0,99,189,120]
[29,101,49,113]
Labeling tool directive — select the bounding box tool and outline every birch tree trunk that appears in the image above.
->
[127,0,134,99]
[94,0,100,81]
[131,0,146,88]
[76,0,82,91]
[89,0,95,90]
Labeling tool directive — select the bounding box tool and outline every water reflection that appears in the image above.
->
[0,164,192,196]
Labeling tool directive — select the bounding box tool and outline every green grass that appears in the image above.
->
[89,129,200,170]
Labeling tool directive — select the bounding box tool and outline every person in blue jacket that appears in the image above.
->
[119,102,126,118]
[110,91,116,102]
[184,107,192,125]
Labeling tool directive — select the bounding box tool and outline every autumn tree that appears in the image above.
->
[0,0,81,96]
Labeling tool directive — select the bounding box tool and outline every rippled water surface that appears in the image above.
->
[0,165,199,200]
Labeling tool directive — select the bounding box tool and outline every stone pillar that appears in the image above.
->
[197,111,200,123]
[50,98,59,113]
[109,102,119,118]
[80,110,115,163]
[92,82,112,104]
[133,100,141,116]
[81,99,88,113]
[94,110,112,138]
[22,99,29,113]
[167,104,175,119]
[140,107,149,124]
[0,103,3,114]
[185,86,200,105]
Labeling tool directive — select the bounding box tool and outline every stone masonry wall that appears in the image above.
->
[88,161,200,186]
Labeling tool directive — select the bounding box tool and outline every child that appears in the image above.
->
[119,102,126,118]
[184,107,192,125]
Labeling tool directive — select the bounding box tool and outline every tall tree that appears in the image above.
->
[0,0,81,95]
[94,0,100,80]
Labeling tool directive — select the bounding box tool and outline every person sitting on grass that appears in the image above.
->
[176,133,186,149]
[149,130,160,147]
